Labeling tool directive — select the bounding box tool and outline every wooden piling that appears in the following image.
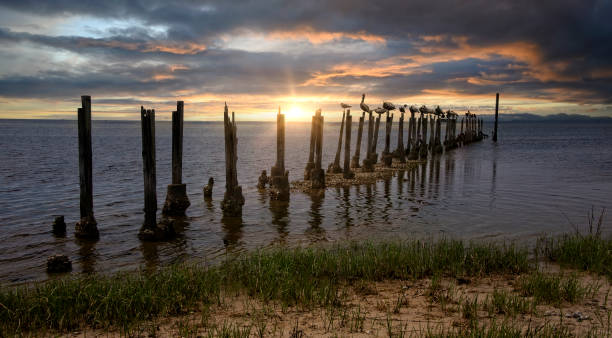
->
[343,110,354,179]
[163,101,190,216]
[493,93,499,142]
[382,112,394,166]
[328,111,345,173]
[221,104,245,215]
[419,114,428,159]
[406,110,413,155]
[270,107,289,200]
[311,109,325,188]
[75,95,99,239]
[395,111,406,163]
[304,115,317,180]
[372,114,381,163]
[351,112,365,168]
[362,112,375,172]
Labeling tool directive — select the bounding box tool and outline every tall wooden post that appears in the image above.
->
[434,116,442,154]
[270,107,289,200]
[351,112,365,168]
[311,109,325,189]
[363,112,375,172]
[139,107,175,241]
[429,115,435,150]
[419,114,428,159]
[75,95,99,239]
[395,111,406,163]
[371,113,382,163]
[221,104,245,215]
[343,109,354,179]
[493,93,499,142]
[328,111,345,173]
[382,112,394,166]
[163,101,190,216]
[304,115,317,180]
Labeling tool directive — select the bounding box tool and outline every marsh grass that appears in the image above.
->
[0,238,530,335]
[516,271,599,305]
[484,289,535,317]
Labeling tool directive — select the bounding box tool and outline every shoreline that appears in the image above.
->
[1,228,611,337]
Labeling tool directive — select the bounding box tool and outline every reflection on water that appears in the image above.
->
[0,120,611,283]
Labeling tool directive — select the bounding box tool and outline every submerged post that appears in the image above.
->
[311,109,325,189]
[139,107,175,240]
[221,104,245,215]
[493,93,499,142]
[343,109,354,179]
[163,101,190,216]
[270,107,289,200]
[328,111,345,173]
[75,95,99,239]
[351,112,365,168]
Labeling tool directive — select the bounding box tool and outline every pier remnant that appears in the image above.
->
[343,109,354,179]
[407,107,419,160]
[381,112,394,166]
[139,107,176,241]
[371,109,384,163]
[351,112,365,168]
[393,106,406,163]
[310,109,325,189]
[328,110,345,174]
[163,101,190,216]
[47,255,72,273]
[493,93,499,142]
[304,115,317,180]
[257,170,268,189]
[52,216,66,237]
[270,108,290,200]
[362,111,375,172]
[75,95,99,239]
[221,104,245,216]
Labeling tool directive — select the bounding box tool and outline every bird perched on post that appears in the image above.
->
[419,105,433,115]
[360,94,370,113]
[382,102,396,112]
[399,105,406,113]
[409,105,419,114]
[340,103,351,109]
[374,107,387,115]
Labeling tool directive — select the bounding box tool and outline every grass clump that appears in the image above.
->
[516,271,598,305]
[0,238,531,335]
[484,290,535,317]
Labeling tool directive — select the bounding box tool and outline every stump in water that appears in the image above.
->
[343,109,354,179]
[493,93,499,142]
[362,112,375,172]
[429,113,435,150]
[52,215,66,237]
[393,109,406,163]
[221,104,245,216]
[371,113,382,163]
[310,109,325,189]
[351,112,365,168]
[163,101,190,216]
[270,108,290,200]
[257,170,268,189]
[419,112,429,159]
[381,112,394,167]
[434,115,443,154]
[139,107,176,241]
[304,115,317,180]
[408,109,420,160]
[203,177,214,198]
[47,255,72,273]
[327,110,345,174]
[75,96,99,239]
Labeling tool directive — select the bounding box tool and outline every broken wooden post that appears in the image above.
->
[270,107,290,200]
[221,104,245,215]
[328,110,345,173]
[395,109,406,163]
[371,112,382,163]
[381,112,394,167]
[75,95,99,239]
[311,109,325,189]
[163,101,190,216]
[493,93,499,142]
[343,109,354,179]
[362,111,375,172]
[139,107,175,241]
[203,177,214,198]
[351,112,365,168]
[429,113,435,150]
[407,107,418,160]
[419,112,428,159]
[304,115,317,180]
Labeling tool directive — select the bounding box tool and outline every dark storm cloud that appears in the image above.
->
[0,0,611,110]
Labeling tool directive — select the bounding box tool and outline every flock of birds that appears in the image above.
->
[339,93,468,119]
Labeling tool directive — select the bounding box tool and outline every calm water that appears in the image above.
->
[1,119,611,284]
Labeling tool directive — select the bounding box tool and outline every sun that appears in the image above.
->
[286,105,303,120]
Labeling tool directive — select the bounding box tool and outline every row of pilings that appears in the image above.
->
[63,94,499,245]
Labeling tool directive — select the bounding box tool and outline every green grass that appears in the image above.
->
[516,271,599,305]
[484,290,535,317]
[0,238,531,335]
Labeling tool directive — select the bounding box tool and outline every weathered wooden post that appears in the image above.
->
[406,107,413,155]
[362,112,375,172]
[311,109,325,189]
[343,109,354,179]
[381,112,394,166]
[270,107,290,200]
[395,108,406,163]
[328,110,345,173]
[434,115,442,154]
[419,110,428,159]
[351,112,365,168]
[221,103,245,216]
[407,107,418,160]
[75,95,99,239]
[371,112,382,163]
[304,115,317,180]
[139,107,175,241]
[428,113,435,150]
[163,101,190,216]
[493,93,499,142]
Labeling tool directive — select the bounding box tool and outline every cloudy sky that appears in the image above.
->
[0,0,610,120]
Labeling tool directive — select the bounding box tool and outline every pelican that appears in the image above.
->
[399,105,406,113]
[409,105,419,113]
[434,106,443,116]
[382,101,396,111]
[360,94,370,113]
[419,105,433,115]
[374,107,387,115]
[340,103,351,109]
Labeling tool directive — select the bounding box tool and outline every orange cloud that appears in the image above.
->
[268,26,386,44]
[76,38,206,55]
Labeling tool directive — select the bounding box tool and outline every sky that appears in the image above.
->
[0,0,611,121]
